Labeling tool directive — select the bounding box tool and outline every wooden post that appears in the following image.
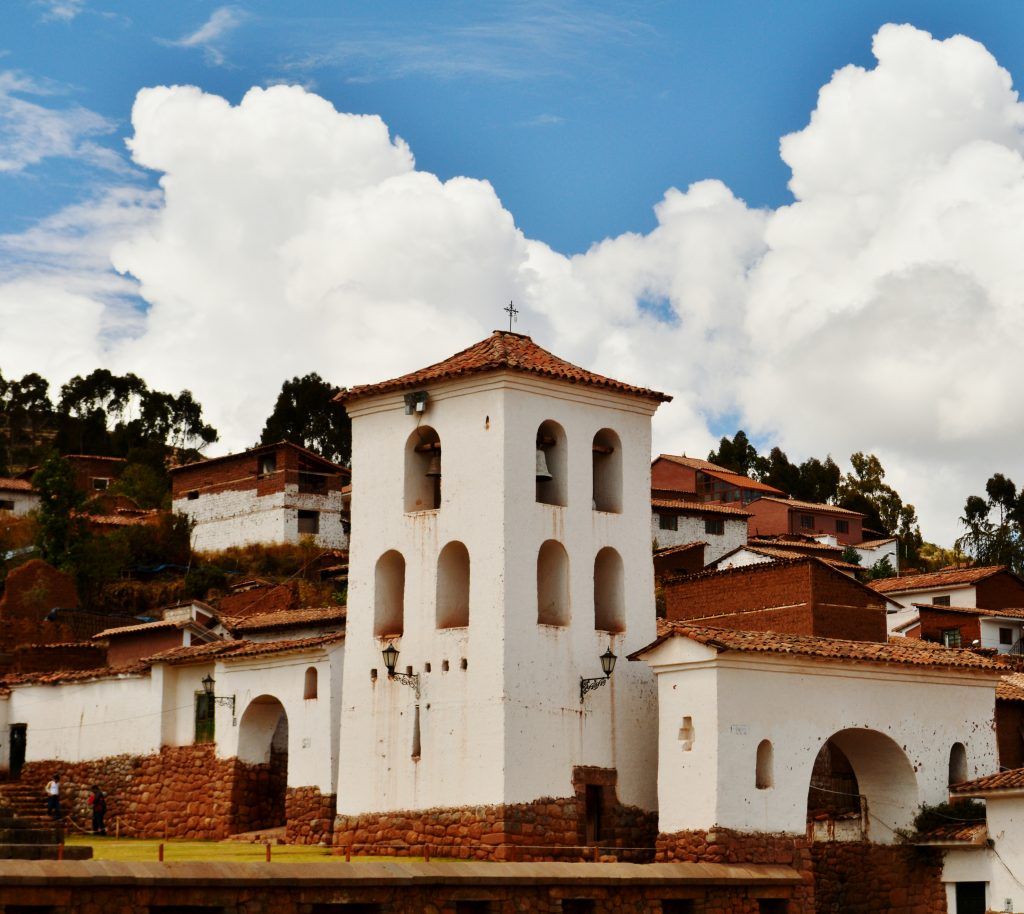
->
[424,844,430,863]
[265,842,271,862]
[57,843,64,861]
[158,843,164,862]
[593,845,599,862]
[345,845,351,862]
[115,816,120,839]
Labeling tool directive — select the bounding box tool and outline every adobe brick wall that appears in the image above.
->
[335,770,658,862]
[976,572,1024,609]
[285,785,336,844]
[916,607,982,645]
[20,744,290,840]
[663,561,887,642]
[997,699,1024,769]
[106,627,183,667]
[747,500,864,545]
[66,455,126,495]
[218,581,298,619]
[651,459,698,494]
[11,642,106,673]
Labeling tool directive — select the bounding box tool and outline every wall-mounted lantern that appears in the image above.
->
[201,674,236,715]
[580,648,617,703]
[381,642,420,698]
[404,391,429,415]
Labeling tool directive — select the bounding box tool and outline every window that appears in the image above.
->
[91,477,109,491]
[298,471,326,494]
[592,428,622,513]
[678,716,694,751]
[1000,627,1013,645]
[455,903,493,914]
[948,742,968,785]
[297,510,320,535]
[836,519,849,534]
[932,596,951,606]
[584,783,603,843]
[537,540,570,626]
[374,550,406,637]
[304,667,318,700]
[659,513,678,531]
[0,499,14,511]
[704,518,725,536]
[756,740,774,789]
[536,420,567,507]
[942,628,962,648]
[593,547,625,633]
[799,514,814,530]
[194,692,215,744]
[405,427,441,511]
[257,454,277,476]
[186,490,199,501]
[436,541,470,628]
[661,904,695,914]
[757,902,788,914]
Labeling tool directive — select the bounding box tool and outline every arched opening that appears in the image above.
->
[536,420,567,507]
[436,541,470,629]
[232,695,288,833]
[807,729,918,842]
[756,739,774,789]
[593,547,625,633]
[303,667,318,700]
[592,428,622,513]
[374,550,406,637]
[948,742,968,786]
[405,426,441,512]
[537,539,570,626]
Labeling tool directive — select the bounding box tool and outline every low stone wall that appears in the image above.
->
[285,785,336,844]
[810,842,946,914]
[20,744,294,840]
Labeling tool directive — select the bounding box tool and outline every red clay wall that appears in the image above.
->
[66,455,126,495]
[106,628,183,667]
[10,642,106,673]
[976,573,1024,609]
[652,459,698,494]
[747,501,864,545]
[20,744,289,840]
[916,608,983,646]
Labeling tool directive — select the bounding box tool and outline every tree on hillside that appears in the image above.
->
[259,373,351,466]
[0,371,56,474]
[707,430,766,478]
[32,453,87,571]
[955,473,1024,573]
[760,447,841,503]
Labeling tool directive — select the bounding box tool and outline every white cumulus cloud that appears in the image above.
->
[5,25,1024,544]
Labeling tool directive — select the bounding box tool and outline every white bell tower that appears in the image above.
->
[334,331,670,846]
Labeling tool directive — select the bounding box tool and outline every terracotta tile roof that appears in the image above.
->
[913,822,988,845]
[749,535,845,555]
[337,331,672,404]
[951,767,1024,794]
[655,455,783,495]
[911,603,1024,620]
[736,545,862,572]
[2,662,150,687]
[92,619,219,640]
[221,605,347,633]
[871,566,1013,594]
[856,538,897,550]
[78,510,160,528]
[147,633,343,665]
[0,477,35,493]
[754,496,864,518]
[654,542,707,558]
[652,497,752,518]
[998,673,1024,702]
[630,620,1007,671]
[170,440,349,476]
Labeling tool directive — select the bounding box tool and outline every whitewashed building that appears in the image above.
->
[0,477,39,517]
[651,495,749,564]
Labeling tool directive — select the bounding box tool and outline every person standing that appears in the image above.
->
[88,785,107,835]
[45,773,61,821]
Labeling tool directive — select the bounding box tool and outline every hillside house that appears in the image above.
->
[651,454,783,504]
[651,492,749,563]
[93,600,220,667]
[746,495,866,545]
[909,603,1024,652]
[170,441,351,552]
[0,477,38,516]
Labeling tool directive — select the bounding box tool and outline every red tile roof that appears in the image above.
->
[92,619,218,640]
[998,673,1024,702]
[734,545,862,572]
[221,606,347,634]
[656,455,783,495]
[0,477,35,493]
[871,566,1013,594]
[754,496,864,518]
[749,535,845,555]
[630,620,1006,671]
[911,603,1024,620]
[170,440,349,476]
[337,331,672,404]
[654,542,707,558]
[913,822,988,845]
[652,497,752,518]
[2,663,150,687]
[951,767,1024,794]
[147,633,343,665]
[856,538,897,550]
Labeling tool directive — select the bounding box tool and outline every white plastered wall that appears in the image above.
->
[643,637,1000,841]
[337,371,661,816]
[854,540,899,572]
[0,491,40,517]
[942,796,1024,913]
[885,586,977,611]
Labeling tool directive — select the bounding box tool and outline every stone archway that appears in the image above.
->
[807,728,919,843]
[232,695,288,833]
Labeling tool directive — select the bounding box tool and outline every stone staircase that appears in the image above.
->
[0,783,92,859]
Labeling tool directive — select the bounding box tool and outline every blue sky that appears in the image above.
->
[8,0,1024,253]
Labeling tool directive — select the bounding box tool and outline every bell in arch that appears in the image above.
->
[425,451,442,478]
[535,447,553,482]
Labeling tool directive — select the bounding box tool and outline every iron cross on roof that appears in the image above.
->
[503,300,519,332]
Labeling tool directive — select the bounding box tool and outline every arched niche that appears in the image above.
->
[948,742,968,786]
[405,426,441,512]
[374,550,406,637]
[436,541,470,629]
[592,428,622,513]
[537,539,570,626]
[304,667,318,700]
[756,739,774,789]
[536,420,567,507]
[593,546,625,633]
